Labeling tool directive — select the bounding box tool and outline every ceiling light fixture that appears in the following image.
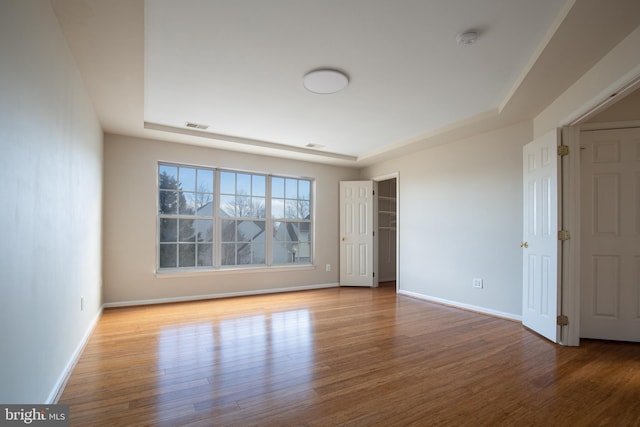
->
[456,31,478,46]
[303,69,349,94]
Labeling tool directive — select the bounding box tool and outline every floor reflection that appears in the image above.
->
[156,308,314,418]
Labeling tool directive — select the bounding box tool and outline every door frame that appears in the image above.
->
[562,120,640,346]
[559,126,581,346]
[555,70,640,346]
[372,172,400,292]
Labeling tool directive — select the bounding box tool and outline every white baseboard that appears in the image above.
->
[398,289,522,322]
[103,283,340,308]
[47,306,104,404]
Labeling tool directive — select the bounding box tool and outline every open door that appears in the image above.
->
[339,181,374,287]
[580,127,640,342]
[522,129,561,342]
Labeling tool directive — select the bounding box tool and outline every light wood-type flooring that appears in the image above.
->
[60,284,640,426]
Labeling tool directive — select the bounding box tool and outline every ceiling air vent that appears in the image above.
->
[305,143,326,149]
[184,121,209,130]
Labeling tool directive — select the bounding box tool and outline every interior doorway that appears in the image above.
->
[376,177,397,291]
[561,84,640,345]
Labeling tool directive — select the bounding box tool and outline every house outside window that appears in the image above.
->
[271,177,311,264]
[157,162,313,271]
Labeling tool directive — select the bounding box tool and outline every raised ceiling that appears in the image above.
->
[52,0,640,165]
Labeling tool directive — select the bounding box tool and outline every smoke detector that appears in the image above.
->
[456,31,478,46]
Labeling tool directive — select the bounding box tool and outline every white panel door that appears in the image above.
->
[580,128,640,342]
[340,181,374,287]
[522,130,560,342]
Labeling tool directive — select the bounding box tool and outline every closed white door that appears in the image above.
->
[580,128,640,342]
[340,181,374,287]
[522,130,560,343]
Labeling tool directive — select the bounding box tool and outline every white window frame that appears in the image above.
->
[156,162,314,273]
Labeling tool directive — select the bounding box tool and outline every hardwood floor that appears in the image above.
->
[60,286,640,426]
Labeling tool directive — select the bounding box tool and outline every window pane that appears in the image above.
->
[272,243,287,264]
[236,195,252,217]
[160,218,177,242]
[272,222,311,265]
[220,171,235,194]
[273,222,285,242]
[280,242,296,263]
[237,243,252,264]
[221,243,236,265]
[221,220,236,242]
[237,220,251,242]
[271,198,285,219]
[179,219,196,242]
[298,222,310,242]
[159,244,177,268]
[179,167,196,192]
[285,199,297,219]
[272,177,285,198]
[299,180,310,200]
[159,165,178,189]
[252,175,265,196]
[237,173,251,195]
[252,243,266,264]
[299,200,310,219]
[197,168,214,193]
[288,223,299,242]
[197,244,213,267]
[194,219,213,242]
[159,190,178,214]
[296,242,310,263]
[196,193,213,213]
[285,178,298,199]
[178,244,196,267]
[220,195,236,216]
[238,220,265,243]
[179,192,196,215]
[253,221,266,242]
[252,197,266,218]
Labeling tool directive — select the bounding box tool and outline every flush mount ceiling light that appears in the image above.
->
[456,31,478,46]
[303,69,349,94]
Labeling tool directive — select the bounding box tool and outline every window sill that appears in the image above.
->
[155,264,317,279]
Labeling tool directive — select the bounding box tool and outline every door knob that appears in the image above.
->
[341,237,346,241]
[520,241,529,248]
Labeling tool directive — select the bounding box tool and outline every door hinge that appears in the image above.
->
[558,230,571,241]
[557,145,569,156]
[373,231,375,237]
[373,272,375,278]
[557,315,569,326]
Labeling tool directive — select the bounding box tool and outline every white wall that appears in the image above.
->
[0,1,103,403]
[362,121,532,318]
[103,134,359,304]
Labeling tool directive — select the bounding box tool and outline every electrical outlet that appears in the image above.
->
[472,278,483,289]
[326,264,331,272]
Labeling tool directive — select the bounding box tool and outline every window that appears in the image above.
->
[157,163,313,271]
[220,171,266,266]
[271,177,311,264]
